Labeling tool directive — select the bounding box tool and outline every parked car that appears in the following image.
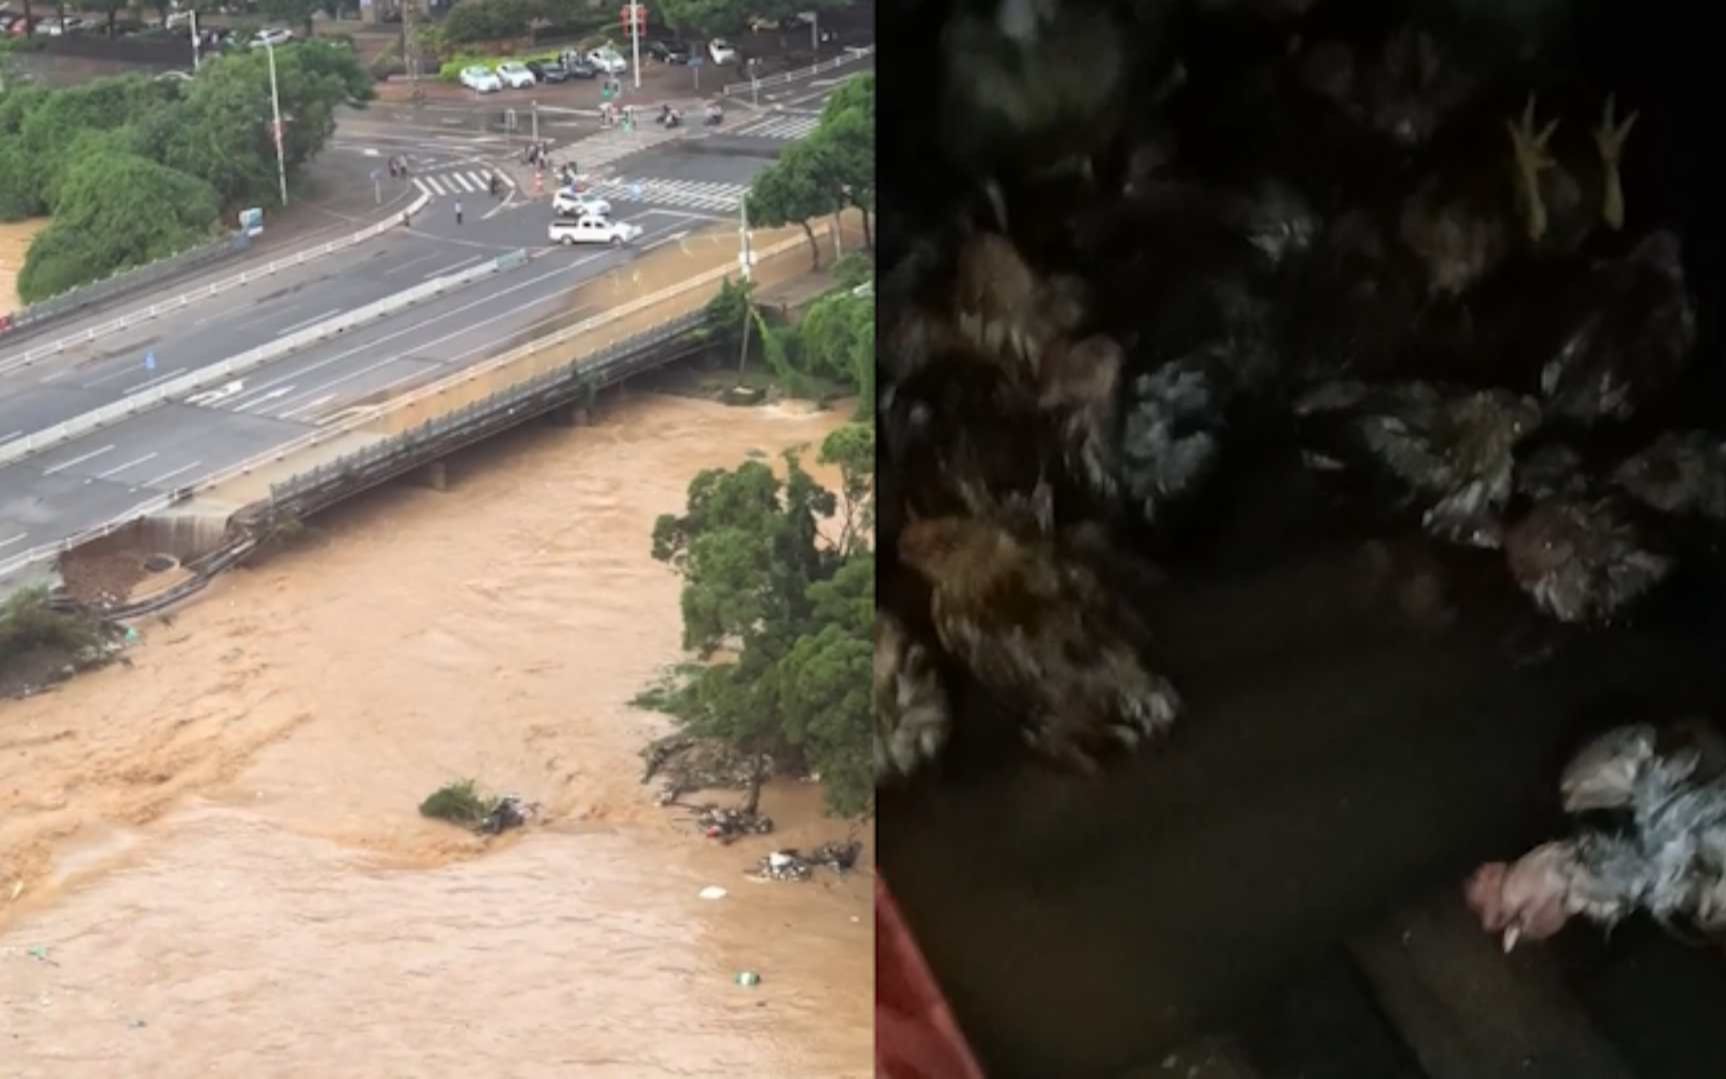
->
[549,215,642,247]
[524,59,568,83]
[460,65,503,93]
[707,38,738,64]
[746,15,782,31]
[248,27,293,48]
[495,61,536,89]
[561,55,598,78]
[154,69,195,83]
[41,15,84,35]
[5,14,31,34]
[586,46,627,74]
[647,38,690,64]
[552,189,612,218]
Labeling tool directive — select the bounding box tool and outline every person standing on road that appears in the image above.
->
[455,198,464,226]
[488,171,500,197]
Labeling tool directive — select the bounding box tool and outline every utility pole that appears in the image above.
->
[402,0,417,92]
[190,7,200,72]
[266,40,288,207]
[629,2,642,90]
[736,196,753,377]
[531,100,538,142]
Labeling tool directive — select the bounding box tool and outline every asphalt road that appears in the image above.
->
[0,59,865,571]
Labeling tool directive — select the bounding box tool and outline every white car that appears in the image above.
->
[708,38,738,64]
[552,189,612,218]
[460,65,503,93]
[549,215,643,247]
[495,61,536,89]
[248,27,293,49]
[586,47,627,74]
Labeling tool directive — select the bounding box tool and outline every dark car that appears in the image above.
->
[525,59,568,83]
[559,53,598,79]
[647,38,690,64]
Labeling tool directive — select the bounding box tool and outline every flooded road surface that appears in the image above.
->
[0,394,872,1077]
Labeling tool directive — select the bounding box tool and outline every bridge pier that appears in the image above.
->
[410,459,450,491]
[547,402,592,427]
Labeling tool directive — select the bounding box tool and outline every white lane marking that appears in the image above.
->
[428,254,482,279]
[41,443,116,476]
[120,366,188,394]
[384,252,441,277]
[450,172,476,193]
[0,429,21,443]
[275,308,343,337]
[82,360,165,388]
[232,224,674,411]
[275,392,338,422]
[95,451,160,480]
[142,459,201,487]
[0,532,27,549]
[413,178,432,198]
[424,175,448,196]
[233,386,297,413]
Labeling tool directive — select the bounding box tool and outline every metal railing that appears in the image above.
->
[3,231,252,335]
[720,44,874,98]
[0,191,431,376]
[0,235,515,471]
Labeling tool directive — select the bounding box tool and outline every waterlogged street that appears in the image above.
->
[0,393,872,1077]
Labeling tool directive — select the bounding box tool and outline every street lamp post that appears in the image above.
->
[265,40,289,208]
[736,195,753,376]
[190,8,200,72]
[629,2,642,91]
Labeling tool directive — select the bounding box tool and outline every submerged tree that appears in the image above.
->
[645,427,875,816]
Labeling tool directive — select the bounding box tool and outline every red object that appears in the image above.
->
[876,875,988,1079]
[619,3,647,31]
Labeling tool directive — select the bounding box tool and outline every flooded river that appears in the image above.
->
[0,394,873,1077]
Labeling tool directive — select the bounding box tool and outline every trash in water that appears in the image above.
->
[749,840,865,882]
[698,885,728,900]
[26,945,57,966]
[693,803,774,844]
[736,971,761,987]
[124,627,140,644]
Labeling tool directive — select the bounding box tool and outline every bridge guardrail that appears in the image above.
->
[0,241,520,470]
[0,191,430,377]
[720,45,873,98]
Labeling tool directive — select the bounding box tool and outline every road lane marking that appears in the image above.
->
[0,532,27,549]
[232,386,297,413]
[95,451,159,479]
[451,172,476,193]
[275,393,338,422]
[82,362,154,388]
[120,366,188,394]
[41,443,116,476]
[275,308,343,337]
[424,175,448,196]
[0,430,21,444]
[143,460,201,487]
[427,254,483,279]
[384,253,441,276]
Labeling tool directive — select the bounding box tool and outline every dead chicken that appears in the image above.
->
[1293,379,1543,548]
[874,609,953,784]
[1292,26,1483,150]
[897,515,1182,773]
[1514,441,1591,502]
[1467,721,1726,950]
[1611,430,1726,523]
[1503,493,1673,623]
[1536,229,1697,425]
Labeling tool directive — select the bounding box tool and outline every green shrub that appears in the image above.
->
[0,587,103,659]
[419,779,497,825]
[443,0,536,45]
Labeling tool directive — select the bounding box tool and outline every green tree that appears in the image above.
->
[645,443,874,816]
[87,0,130,37]
[817,421,873,556]
[796,285,872,400]
[17,149,219,301]
[657,0,848,39]
[746,139,839,269]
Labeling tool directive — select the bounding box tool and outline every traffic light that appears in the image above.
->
[618,3,647,32]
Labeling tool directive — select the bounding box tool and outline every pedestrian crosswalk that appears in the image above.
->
[732,112,822,141]
[411,167,515,199]
[589,177,749,214]
[549,118,688,178]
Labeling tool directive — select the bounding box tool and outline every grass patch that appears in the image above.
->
[419,779,497,825]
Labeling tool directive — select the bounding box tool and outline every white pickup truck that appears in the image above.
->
[548,215,643,247]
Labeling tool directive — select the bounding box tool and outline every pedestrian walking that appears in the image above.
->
[455,198,463,226]
[387,157,398,179]
[488,171,500,197]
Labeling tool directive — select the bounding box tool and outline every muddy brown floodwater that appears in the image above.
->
[0,394,873,1077]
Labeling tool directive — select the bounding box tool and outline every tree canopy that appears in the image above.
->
[742,72,874,264]
[644,424,876,816]
[1,40,370,302]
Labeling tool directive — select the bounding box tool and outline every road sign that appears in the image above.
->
[144,351,156,372]
[619,3,647,31]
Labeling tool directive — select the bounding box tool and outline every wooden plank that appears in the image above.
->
[1348,889,1637,1079]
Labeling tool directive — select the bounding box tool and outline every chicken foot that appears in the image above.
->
[1506,95,1560,243]
[1593,93,1638,231]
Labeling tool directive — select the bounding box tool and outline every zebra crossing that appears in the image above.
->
[549,119,687,177]
[411,166,514,199]
[732,112,822,141]
[588,177,749,214]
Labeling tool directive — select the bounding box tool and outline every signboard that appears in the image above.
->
[239,207,264,237]
[618,3,647,31]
